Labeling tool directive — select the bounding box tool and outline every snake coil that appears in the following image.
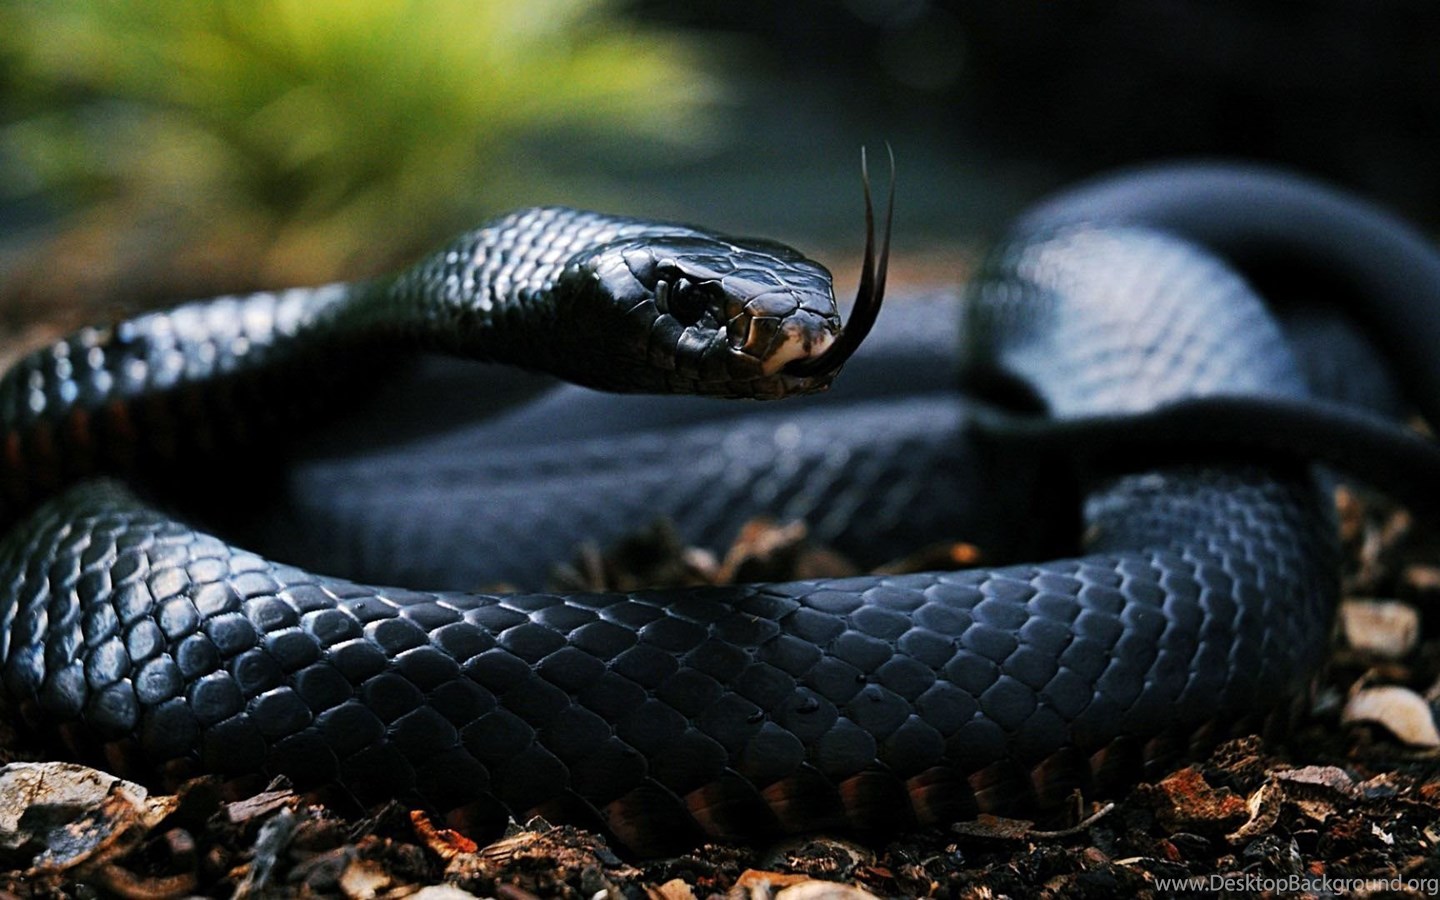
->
[1,162,1438,855]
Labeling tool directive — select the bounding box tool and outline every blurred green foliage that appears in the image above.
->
[0,0,717,295]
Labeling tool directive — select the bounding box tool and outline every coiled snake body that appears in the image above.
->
[2,164,1439,855]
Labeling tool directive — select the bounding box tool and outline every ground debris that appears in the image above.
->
[0,761,191,896]
[223,782,297,825]
[1340,598,1421,659]
[1342,685,1440,747]
[1139,766,1251,836]
[549,516,982,594]
[446,818,639,898]
[550,517,866,592]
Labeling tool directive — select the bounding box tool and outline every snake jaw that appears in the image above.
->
[724,288,840,376]
[756,315,837,375]
[784,144,894,378]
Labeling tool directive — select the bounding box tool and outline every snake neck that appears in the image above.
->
[0,208,688,527]
[351,206,705,370]
[0,283,380,527]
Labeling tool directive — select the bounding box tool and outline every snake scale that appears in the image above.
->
[1,162,1439,856]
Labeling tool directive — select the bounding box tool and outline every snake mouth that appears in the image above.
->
[784,145,894,378]
[731,307,838,375]
[760,321,835,374]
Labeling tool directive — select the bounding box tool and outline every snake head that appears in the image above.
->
[552,149,893,400]
[553,234,846,399]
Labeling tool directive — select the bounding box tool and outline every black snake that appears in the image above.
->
[1,162,1438,856]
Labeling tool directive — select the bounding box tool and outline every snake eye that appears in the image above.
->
[661,277,707,326]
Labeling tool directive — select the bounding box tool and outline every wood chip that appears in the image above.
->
[949,814,1035,841]
[1340,599,1420,658]
[0,762,178,875]
[1226,777,1284,840]
[1402,563,1440,591]
[1273,765,1356,796]
[1141,767,1249,835]
[224,788,296,824]
[648,879,699,900]
[410,809,479,859]
[338,857,392,900]
[1342,685,1440,747]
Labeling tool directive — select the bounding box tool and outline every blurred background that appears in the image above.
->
[0,0,1436,349]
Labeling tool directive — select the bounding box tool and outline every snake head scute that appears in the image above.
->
[553,234,847,399]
